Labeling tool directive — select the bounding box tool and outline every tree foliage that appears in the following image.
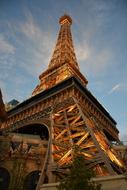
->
[57,150,101,190]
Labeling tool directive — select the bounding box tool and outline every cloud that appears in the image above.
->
[76,40,112,76]
[108,84,121,94]
[17,10,55,76]
[0,71,33,102]
[0,34,16,85]
[20,11,42,40]
[88,48,112,73]
[0,34,15,54]
[76,43,90,61]
[0,9,56,102]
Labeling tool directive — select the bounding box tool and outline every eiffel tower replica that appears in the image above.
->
[0,15,125,190]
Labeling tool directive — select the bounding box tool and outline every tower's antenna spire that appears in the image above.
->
[32,15,88,96]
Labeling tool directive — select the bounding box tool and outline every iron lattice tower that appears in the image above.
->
[34,15,125,186]
[0,15,126,190]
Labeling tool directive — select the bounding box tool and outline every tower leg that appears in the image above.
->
[50,97,124,178]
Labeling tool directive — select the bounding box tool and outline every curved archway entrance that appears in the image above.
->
[23,170,40,190]
[11,124,49,189]
[0,167,10,190]
[23,171,49,190]
[13,123,49,140]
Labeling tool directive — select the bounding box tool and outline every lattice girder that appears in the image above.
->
[51,97,125,176]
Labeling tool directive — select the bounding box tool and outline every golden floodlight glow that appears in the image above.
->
[76,132,89,145]
[107,150,123,167]
[68,105,76,112]
[58,149,72,165]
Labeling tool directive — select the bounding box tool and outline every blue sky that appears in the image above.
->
[0,0,127,142]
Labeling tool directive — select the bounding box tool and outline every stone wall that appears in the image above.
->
[94,175,127,190]
[40,175,127,190]
[40,183,58,190]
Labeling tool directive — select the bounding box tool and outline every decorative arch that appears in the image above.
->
[12,123,49,140]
